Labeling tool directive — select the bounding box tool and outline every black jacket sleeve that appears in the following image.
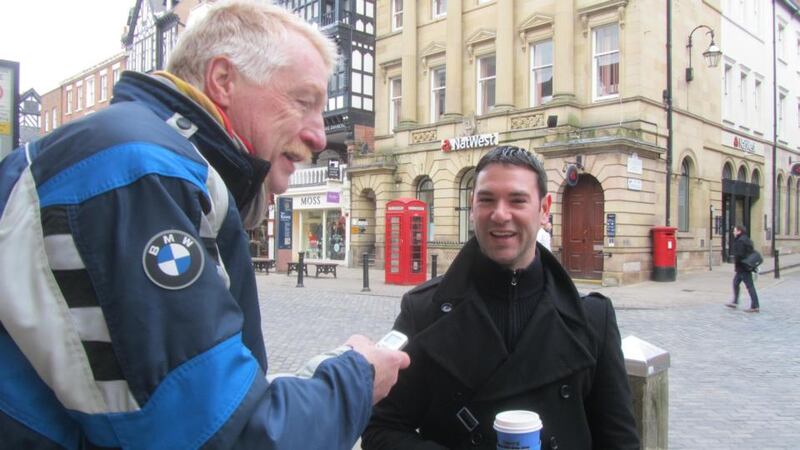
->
[583,294,641,450]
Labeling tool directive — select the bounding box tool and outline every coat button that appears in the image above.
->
[550,436,559,449]
[176,117,193,130]
[470,431,483,446]
[559,384,572,399]
[440,302,453,313]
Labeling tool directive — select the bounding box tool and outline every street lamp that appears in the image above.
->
[685,25,722,82]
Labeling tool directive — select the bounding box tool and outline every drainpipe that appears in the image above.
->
[771,0,777,257]
[665,0,673,227]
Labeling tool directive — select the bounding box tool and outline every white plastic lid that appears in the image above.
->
[493,410,543,433]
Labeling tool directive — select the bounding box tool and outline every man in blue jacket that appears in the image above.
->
[0,2,409,449]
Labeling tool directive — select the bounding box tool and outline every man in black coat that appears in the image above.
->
[362,146,639,449]
[726,224,760,312]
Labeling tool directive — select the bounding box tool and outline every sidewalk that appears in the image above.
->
[259,251,800,310]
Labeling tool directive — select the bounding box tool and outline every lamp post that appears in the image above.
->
[685,25,723,82]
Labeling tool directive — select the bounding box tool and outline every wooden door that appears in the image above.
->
[563,176,605,280]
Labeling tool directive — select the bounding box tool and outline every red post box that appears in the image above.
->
[385,198,427,285]
[651,226,677,282]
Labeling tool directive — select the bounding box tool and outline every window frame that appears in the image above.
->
[459,169,476,243]
[432,0,447,19]
[678,159,691,232]
[430,66,446,122]
[591,23,620,102]
[529,39,553,107]
[476,54,496,115]
[389,77,402,133]
[416,177,435,241]
[391,0,403,31]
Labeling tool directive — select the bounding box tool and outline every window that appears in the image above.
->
[778,22,786,60]
[86,77,95,107]
[678,159,691,231]
[778,92,786,136]
[430,66,446,121]
[44,111,49,133]
[66,88,73,114]
[113,67,121,84]
[530,39,553,107]
[52,108,57,128]
[723,64,733,119]
[787,178,792,235]
[739,71,747,123]
[754,78,762,129]
[389,77,402,132]
[459,169,475,242]
[432,0,446,18]
[737,165,747,182]
[796,179,800,235]
[100,73,108,102]
[592,23,619,100]
[416,177,435,240]
[76,83,84,111]
[391,0,402,30]
[777,175,783,235]
[477,54,496,115]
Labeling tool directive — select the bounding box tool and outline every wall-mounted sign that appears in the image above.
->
[293,192,341,209]
[277,197,293,249]
[441,132,499,152]
[733,136,756,154]
[627,178,643,191]
[606,213,617,237]
[627,153,643,175]
[0,60,20,159]
[327,159,340,180]
[723,131,763,156]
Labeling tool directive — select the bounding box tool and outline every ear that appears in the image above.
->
[540,193,552,225]
[204,56,237,109]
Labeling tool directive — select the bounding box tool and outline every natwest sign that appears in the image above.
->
[733,136,756,154]
[441,133,499,152]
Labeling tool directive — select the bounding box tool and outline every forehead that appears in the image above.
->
[475,163,540,194]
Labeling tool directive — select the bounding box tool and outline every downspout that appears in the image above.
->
[665,0,673,227]
[771,0,777,256]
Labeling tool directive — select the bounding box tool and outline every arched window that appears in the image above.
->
[751,169,760,187]
[459,169,475,242]
[678,158,691,231]
[776,175,783,235]
[722,163,733,180]
[737,165,747,182]
[416,177,435,240]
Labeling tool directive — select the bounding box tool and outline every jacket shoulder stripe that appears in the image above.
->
[72,332,258,449]
[37,141,209,208]
[0,147,30,217]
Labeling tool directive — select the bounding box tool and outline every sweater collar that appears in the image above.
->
[471,247,545,302]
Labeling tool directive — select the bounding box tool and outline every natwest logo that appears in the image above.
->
[791,162,800,177]
[733,136,756,154]
[441,133,499,152]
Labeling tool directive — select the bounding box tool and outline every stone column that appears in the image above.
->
[553,0,576,102]
[444,0,463,118]
[400,0,417,127]
[494,0,515,110]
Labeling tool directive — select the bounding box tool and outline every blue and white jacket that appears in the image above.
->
[0,71,373,450]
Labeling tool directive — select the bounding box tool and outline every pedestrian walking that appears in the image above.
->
[726,224,760,312]
[536,220,552,251]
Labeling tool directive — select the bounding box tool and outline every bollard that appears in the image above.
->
[622,336,670,450]
[296,252,305,288]
[361,253,371,292]
[431,254,438,279]
[774,248,780,279]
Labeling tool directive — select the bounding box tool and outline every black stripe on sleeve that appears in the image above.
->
[82,341,124,381]
[40,205,70,236]
[53,269,99,308]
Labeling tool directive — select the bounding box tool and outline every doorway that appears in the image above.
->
[563,175,605,280]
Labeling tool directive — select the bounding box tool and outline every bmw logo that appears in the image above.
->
[142,230,205,290]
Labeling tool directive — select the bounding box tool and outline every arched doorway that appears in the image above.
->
[563,175,605,280]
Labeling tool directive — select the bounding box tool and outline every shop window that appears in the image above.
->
[787,178,792,235]
[417,177,435,241]
[326,211,346,260]
[776,175,782,235]
[302,210,324,259]
[459,169,476,242]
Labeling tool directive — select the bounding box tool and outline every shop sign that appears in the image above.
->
[327,159,341,180]
[326,192,340,204]
[277,197,293,249]
[298,195,323,207]
[733,136,756,154]
[723,131,763,156]
[441,132,499,152]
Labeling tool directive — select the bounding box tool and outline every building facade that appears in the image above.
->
[271,0,376,269]
[349,0,797,286]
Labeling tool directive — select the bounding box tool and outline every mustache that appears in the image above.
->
[284,141,313,163]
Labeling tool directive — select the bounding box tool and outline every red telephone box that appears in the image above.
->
[385,198,427,285]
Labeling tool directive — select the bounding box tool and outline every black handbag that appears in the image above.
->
[742,250,763,271]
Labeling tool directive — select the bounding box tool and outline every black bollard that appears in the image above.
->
[296,252,305,288]
[774,249,780,279]
[431,254,438,279]
[361,252,371,292]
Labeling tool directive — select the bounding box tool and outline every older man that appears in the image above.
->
[0,2,408,449]
[363,146,638,449]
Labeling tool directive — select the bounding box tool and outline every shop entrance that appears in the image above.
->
[721,179,759,261]
[563,175,605,280]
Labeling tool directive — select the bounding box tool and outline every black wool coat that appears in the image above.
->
[362,239,639,450]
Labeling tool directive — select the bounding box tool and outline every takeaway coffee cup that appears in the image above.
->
[493,410,542,450]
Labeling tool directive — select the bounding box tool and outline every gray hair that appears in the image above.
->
[167,0,338,88]
[475,146,548,199]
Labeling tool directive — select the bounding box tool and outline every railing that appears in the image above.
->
[288,164,346,188]
[319,10,352,28]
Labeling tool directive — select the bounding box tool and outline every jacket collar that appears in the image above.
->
[111,71,270,217]
[417,239,595,399]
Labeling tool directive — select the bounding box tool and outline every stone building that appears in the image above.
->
[349,0,799,285]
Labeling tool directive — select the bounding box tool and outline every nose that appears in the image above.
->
[490,202,511,223]
[300,114,327,153]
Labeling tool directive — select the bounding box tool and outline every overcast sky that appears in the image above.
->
[0,0,133,94]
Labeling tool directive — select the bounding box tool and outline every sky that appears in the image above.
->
[0,0,134,94]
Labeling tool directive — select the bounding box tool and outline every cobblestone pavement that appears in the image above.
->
[256,267,800,449]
